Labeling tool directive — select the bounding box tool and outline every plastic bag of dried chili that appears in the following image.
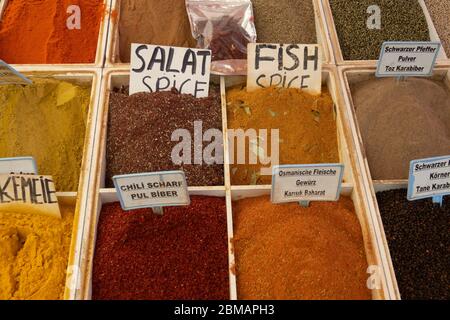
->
[186,0,257,75]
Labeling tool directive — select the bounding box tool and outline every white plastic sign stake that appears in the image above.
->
[130,44,211,98]
[376,42,440,77]
[0,174,60,218]
[0,157,38,174]
[407,155,450,206]
[113,171,190,214]
[271,164,344,205]
[0,60,32,85]
[247,44,322,94]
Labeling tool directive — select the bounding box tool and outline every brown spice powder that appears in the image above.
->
[233,196,371,300]
[118,0,196,62]
[226,86,339,185]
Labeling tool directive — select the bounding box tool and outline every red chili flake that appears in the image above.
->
[92,196,229,300]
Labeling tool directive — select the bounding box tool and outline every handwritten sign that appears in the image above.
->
[0,60,32,85]
[407,155,450,205]
[271,164,344,204]
[0,157,38,175]
[376,42,440,77]
[113,171,190,212]
[247,44,322,94]
[0,174,60,218]
[130,44,211,98]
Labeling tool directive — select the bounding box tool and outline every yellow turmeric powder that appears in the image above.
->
[226,86,339,185]
[0,78,90,191]
[0,203,75,300]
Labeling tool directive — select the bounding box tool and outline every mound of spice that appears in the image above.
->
[92,196,229,300]
[376,190,449,300]
[0,78,90,191]
[329,0,430,60]
[252,0,317,44]
[0,0,104,64]
[351,77,450,180]
[425,0,450,57]
[0,202,75,300]
[233,196,371,300]
[226,86,338,185]
[118,0,195,62]
[106,86,224,187]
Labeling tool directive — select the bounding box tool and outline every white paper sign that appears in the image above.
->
[113,171,190,211]
[376,42,440,77]
[0,174,60,218]
[0,157,38,174]
[0,60,32,85]
[271,164,344,204]
[247,44,322,94]
[407,155,450,201]
[130,44,211,98]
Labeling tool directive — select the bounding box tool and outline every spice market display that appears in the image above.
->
[0,0,449,304]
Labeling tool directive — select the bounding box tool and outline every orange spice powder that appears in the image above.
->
[226,86,339,185]
[232,196,372,300]
[0,0,105,64]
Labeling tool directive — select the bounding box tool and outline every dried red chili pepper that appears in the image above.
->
[92,196,229,300]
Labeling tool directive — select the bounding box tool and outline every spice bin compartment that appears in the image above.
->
[78,69,235,300]
[230,184,381,299]
[223,67,357,186]
[105,0,334,67]
[0,0,111,67]
[2,67,103,300]
[321,0,449,66]
[79,188,233,300]
[222,67,397,299]
[338,65,450,299]
[90,69,226,191]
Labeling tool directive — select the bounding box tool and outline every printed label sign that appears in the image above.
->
[113,171,190,211]
[0,174,60,218]
[271,164,344,204]
[247,44,322,94]
[0,60,32,85]
[130,44,212,98]
[0,157,38,175]
[407,155,450,201]
[376,42,440,77]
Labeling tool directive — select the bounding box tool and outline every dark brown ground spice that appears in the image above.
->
[92,196,229,300]
[376,189,449,300]
[106,86,224,187]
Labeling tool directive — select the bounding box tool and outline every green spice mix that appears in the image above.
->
[329,0,430,60]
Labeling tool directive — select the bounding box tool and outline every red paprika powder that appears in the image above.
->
[0,0,104,64]
[92,196,229,300]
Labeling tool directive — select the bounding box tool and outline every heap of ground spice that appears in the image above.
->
[92,196,229,300]
[118,0,195,62]
[376,190,449,300]
[0,0,104,64]
[425,0,450,57]
[233,196,371,300]
[351,77,450,180]
[106,86,224,187]
[226,86,338,185]
[329,0,430,60]
[252,0,317,44]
